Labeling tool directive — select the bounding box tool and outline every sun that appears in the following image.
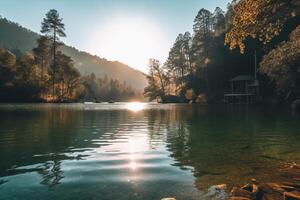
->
[126,102,145,112]
[88,16,168,72]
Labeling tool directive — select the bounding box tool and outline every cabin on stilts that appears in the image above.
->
[224,75,259,104]
[224,50,260,104]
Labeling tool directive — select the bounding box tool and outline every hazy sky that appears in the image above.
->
[0,0,229,72]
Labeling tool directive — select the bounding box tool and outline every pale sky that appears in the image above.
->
[0,0,230,72]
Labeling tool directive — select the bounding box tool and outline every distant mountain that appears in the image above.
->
[0,17,147,90]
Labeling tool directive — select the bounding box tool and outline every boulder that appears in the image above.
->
[206,184,228,199]
[230,183,259,200]
[284,191,300,200]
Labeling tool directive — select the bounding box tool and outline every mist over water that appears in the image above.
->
[0,103,299,200]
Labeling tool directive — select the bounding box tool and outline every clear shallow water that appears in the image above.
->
[0,103,299,200]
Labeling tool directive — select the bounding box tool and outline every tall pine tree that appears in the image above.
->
[41,9,66,99]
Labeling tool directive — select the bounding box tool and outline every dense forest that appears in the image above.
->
[144,0,300,105]
[0,10,142,102]
[0,16,147,91]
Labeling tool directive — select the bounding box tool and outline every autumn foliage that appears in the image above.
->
[225,0,300,53]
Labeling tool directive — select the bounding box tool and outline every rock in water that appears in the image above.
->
[230,186,253,200]
[216,184,227,190]
[161,198,176,200]
[230,183,259,200]
[207,184,228,200]
[284,191,300,200]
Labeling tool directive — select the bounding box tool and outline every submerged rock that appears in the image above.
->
[230,183,259,200]
[206,184,228,200]
[230,186,254,200]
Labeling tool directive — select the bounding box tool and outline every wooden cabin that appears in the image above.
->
[224,75,259,104]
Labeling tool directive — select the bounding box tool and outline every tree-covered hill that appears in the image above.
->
[0,17,147,90]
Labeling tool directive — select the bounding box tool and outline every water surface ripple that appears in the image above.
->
[0,103,299,200]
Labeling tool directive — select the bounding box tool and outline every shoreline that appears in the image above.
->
[227,163,300,200]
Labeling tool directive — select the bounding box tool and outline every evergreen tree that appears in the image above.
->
[33,36,51,83]
[0,48,16,86]
[165,32,192,96]
[212,7,226,36]
[192,9,214,93]
[41,9,66,99]
[55,52,81,101]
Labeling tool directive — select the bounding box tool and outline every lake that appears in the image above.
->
[0,103,299,200]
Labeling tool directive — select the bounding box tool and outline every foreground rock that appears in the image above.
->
[230,163,300,200]
[206,184,228,199]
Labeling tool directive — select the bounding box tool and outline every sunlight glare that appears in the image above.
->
[126,102,144,112]
[127,136,146,171]
[88,16,169,72]
[129,160,137,171]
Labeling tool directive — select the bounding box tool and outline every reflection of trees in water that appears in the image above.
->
[0,108,82,169]
[39,160,64,188]
[146,109,168,149]
[3,153,84,188]
[0,107,85,187]
[145,105,195,149]
[0,107,165,187]
[1,105,299,190]
[0,179,8,186]
[159,105,300,190]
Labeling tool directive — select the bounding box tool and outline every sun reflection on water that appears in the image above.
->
[128,137,141,171]
[126,102,145,112]
[95,131,149,174]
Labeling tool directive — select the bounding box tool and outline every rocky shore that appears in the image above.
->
[229,163,300,200]
[161,163,300,200]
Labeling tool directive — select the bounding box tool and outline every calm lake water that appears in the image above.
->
[0,103,299,200]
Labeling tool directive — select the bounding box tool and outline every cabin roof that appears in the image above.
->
[248,80,259,86]
[230,75,254,82]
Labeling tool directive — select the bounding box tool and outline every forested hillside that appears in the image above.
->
[0,10,144,102]
[0,17,147,90]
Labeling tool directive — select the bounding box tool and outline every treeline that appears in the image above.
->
[82,73,140,102]
[0,10,141,102]
[144,0,300,103]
